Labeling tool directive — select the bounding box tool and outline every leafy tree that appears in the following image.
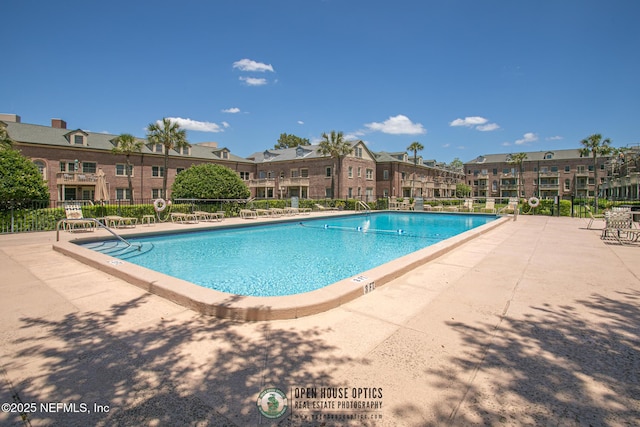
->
[317,131,353,199]
[0,124,12,150]
[274,133,310,149]
[0,148,50,206]
[579,134,613,212]
[111,133,143,202]
[508,152,528,198]
[407,141,424,197]
[171,163,250,199]
[455,182,472,198]
[449,158,464,171]
[146,118,190,199]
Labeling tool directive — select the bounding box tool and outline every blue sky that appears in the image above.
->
[2,0,638,163]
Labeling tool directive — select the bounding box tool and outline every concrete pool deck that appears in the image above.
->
[1,214,639,426]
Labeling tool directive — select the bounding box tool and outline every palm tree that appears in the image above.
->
[508,152,528,199]
[112,133,144,202]
[407,141,424,198]
[579,133,613,212]
[146,118,190,199]
[316,131,353,199]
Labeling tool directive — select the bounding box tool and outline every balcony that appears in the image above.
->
[249,178,276,188]
[56,172,98,185]
[279,177,310,187]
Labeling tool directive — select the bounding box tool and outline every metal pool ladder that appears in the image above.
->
[356,201,371,213]
[56,218,142,250]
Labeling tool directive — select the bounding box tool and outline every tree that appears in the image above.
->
[0,148,50,207]
[508,152,528,198]
[579,133,613,212]
[407,141,424,197]
[146,118,190,199]
[455,182,472,198]
[111,133,143,202]
[274,133,310,149]
[171,164,250,199]
[316,131,353,199]
[0,124,12,150]
[449,158,464,172]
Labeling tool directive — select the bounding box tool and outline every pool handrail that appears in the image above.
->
[56,218,141,250]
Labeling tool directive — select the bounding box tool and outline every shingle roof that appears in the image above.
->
[4,121,252,163]
[464,148,605,165]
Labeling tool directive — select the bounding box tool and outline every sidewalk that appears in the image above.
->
[1,215,639,426]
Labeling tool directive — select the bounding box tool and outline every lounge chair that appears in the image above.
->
[254,209,272,217]
[239,209,258,219]
[194,211,224,222]
[170,212,199,224]
[63,204,95,232]
[480,198,496,214]
[314,204,338,211]
[103,215,137,228]
[460,199,474,212]
[269,208,284,217]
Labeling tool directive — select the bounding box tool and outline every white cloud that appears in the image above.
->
[297,120,304,125]
[449,116,488,127]
[502,141,511,146]
[442,143,450,148]
[163,117,225,133]
[232,58,274,72]
[515,132,538,145]
[239,76,267,86]
[450,116,500,132]
[222,121,230,128]
[364,114,426,135]
[476,123,500,132]
[546,135,563,141]
[222,107,240,114]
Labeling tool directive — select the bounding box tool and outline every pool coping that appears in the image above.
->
[52,212,511,321]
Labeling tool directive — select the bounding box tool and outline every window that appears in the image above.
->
[291,169,299,178]
[221,151,229,159]
[565,165,571,172]
[116,188,132,200]
[240,171,250,180]
[577,165,586,173]
[82,162,96,174]
[176,168,185,174]
[177,146,190,155]
[33,160,46,178]
[152,166,164,177]
[348,188,353,198]
[258,171,266,179]
[366,169,373,180]
[116,164,134,176]
[348,166,353,178]
[492,168,497,175]
[325,188,332,198]
[383,170,389,180]
[503,168,510,174]
[564,179,571,191]
[357,167,362,178]
[588,165,594,171]
[492,180,498,191]
[325,167,332,177]
[544,152,554,159]
[152,189,164,198]
[551,166,558,173]
[354,147,363,158]
[74,135,84,145]
[152,144,164,153]
[401,172,406,180]
[300,168,308,178]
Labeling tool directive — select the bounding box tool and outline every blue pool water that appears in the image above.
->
[79,212,496,297]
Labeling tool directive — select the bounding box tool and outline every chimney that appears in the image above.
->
[51,118,67,129]
[0,113,21,123]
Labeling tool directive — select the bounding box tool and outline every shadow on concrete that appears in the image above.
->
[6,294,361,426]
[397,290,640,426]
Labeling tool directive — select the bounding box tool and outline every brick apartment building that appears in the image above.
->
[464,150,611,200]
[1,114,461,203]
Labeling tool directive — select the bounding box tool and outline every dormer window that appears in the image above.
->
[152,143,164,153]
[221,151,229,159]
[477,155,486,163]
[65,130,88,146]
[544,151,554,160]
[177,146,190,155]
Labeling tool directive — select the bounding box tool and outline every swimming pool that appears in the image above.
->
[77,212,496,297]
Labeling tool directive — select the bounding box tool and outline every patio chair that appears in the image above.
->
[239,209,258,219]
[585,206,605,230]
[63,204,95,232]
[314,204,338,211]
[601,210,638,245]
[194,211,224,222]
[170,212,199,224]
